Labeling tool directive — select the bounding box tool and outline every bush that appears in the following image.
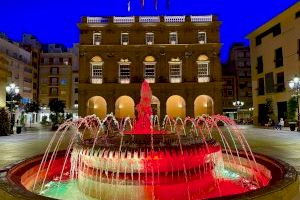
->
[287,97,297,122]
[40,116,50,126]
[0,108,10,136]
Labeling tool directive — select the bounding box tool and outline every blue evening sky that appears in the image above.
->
[0,0,298,62]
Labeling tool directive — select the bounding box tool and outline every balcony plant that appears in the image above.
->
[287,97,297,131]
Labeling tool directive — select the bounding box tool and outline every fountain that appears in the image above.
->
[0,80,299,200]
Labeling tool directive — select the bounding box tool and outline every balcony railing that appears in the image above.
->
[191,15,213,22]
[90,77,103,84]
[113,16,135,23]
[119,77,130,84]
[198,76,210,83]
[139,16,160,23]
[164,16,185,23]
[87,17,109,24]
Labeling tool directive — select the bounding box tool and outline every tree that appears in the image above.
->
[0,108,10,136]
[265,98,274,122]
[24,101,40,127]
[287,97,297,122]
[48,99,65,130]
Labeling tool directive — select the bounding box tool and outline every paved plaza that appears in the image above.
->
[0,125,299,199]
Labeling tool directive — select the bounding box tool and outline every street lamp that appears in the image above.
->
[288,76,300,130]
[6,83,20,134]
[233,100,244,122]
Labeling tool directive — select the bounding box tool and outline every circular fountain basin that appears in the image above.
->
[0,150,298,200]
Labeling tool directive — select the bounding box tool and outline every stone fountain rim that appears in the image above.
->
[0,151,298,200]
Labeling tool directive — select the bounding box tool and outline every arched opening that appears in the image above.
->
[151,95,160,117]
[115,96,135,118]
[87,96,107,118]
[166,95,186,118]
[194,95,214,117]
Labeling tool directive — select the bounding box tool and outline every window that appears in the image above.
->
[238,52,244,58]
[169,59,182,83]
[296,11,300,19]
[276,72,285,92]
[50,77,58,86]
[145,33,154,45]
[298,39,300,60]
[119,64,130,84]
[49,58,54,65]
[238,61,244,67]
[74,77,78,82]
[75,88,78,93]
[275,47,283,67]
[59,57,63,64]
[255,23,281,46]
[93,32,101,45]
[49,88,58,96]
[257,56,263,74]
[91,64,103,84]
[121,33,129,45]
[258,78,265,95]
[144,64,155,83]
[198,32,206,44]
[197,62,210,83]
[227,90,233,96]
[60,79,67,85]
[265,72,274,93]
[50,67,59,75]
[169,32,178,44]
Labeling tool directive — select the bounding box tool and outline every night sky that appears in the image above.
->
[0,0,298,62]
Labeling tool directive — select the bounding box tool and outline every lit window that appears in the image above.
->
[91,64,103,84]
[169,58,182,83]
[145,32,154,45]
[169,32,178,44]
[119,59,131,84]
[197,61,210,83]
[198,32,206,44]
[93,32,101,45]
[121,33,129,45]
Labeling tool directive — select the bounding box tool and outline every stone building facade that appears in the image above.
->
[78,15,223,119]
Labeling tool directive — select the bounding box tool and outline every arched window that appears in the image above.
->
[144,56,156,83]
[118,58,131,84]
[197,55,210,83]
[169,58,182,83]
[90,56,104,84]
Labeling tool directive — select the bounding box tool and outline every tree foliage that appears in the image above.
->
[287,97,298,121]
[24,101,40,113]
[49,99,65,114]
[0,108,10,136]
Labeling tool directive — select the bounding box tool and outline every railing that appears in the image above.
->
[113,16,135,23]
[90,77,103,84]
[87,17,109,24]
[191,15,213,22]
[139,16,160,23]
[164,16,185,23]
[198,76,210,83]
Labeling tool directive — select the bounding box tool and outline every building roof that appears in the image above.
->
[247,1,300,38]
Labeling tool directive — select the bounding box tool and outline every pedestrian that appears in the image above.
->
[274,118,284,130]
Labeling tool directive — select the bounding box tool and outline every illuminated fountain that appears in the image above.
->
[0,81,299,200]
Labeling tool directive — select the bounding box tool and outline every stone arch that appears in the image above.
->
[115,96,135,118]
[87,96,107,118]
[194,95,214,117]
[166,95,186,118]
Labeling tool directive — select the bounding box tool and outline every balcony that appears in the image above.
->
[119,77,130,84]
[87,17,109,24]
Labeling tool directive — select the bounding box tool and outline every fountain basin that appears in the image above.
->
[0,150,298,200]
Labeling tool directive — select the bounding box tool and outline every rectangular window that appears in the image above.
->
[257,56,263,74]
[258,78,265,96]
[169,63,182,83]
[75,88,78,93]
[119,65,130,84]
[298,39,300,60]
[265,72,274,93]
[145,33,154,45]
[198,32,207,44]
[50,77,58,86]
[49,58,54,65]
[144,64,155,83]
[121,33,129,45]
[93,32,101,45]
[74,77,78,82]
[276,72,285,92]
[91,64,103,84]
[50,67,59,75]
[296,11,300,19]
[49,87,58,96]
[275,47,283,67]
[169,32,178,44]
[197,62,210,83]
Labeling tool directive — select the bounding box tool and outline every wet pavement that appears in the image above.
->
[0,125,299,199]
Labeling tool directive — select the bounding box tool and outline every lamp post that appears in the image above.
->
[6,83,20,134]
[288,76,300,130]
[233,100,244,122]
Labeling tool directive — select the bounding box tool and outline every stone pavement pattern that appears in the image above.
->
[0,126,299,199]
